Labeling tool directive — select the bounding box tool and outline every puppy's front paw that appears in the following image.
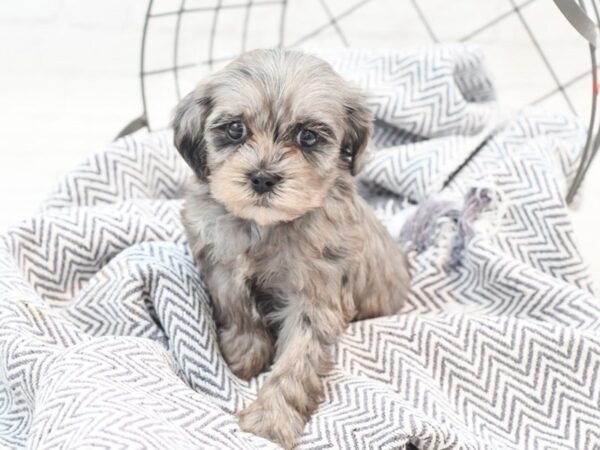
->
[237,397,304,449]
[219,327,273,380]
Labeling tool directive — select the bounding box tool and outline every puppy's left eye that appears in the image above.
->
[226,121,247,142]
[297,129,318,148]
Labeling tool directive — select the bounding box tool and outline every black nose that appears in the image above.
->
[249,172,281,194]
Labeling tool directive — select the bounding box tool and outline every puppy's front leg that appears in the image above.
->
[238,297,345,449]
[208,264,273,380]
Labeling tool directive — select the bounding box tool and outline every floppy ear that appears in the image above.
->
[340,91,373,176]
[172,87,213,181]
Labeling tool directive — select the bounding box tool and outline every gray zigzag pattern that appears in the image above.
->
[1,46,599,450]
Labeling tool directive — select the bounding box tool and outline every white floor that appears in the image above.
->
[0,0,599,287]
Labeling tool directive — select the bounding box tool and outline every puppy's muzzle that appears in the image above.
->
[249,171,281,194]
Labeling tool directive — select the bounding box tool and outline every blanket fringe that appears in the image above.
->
[400,187,500,266]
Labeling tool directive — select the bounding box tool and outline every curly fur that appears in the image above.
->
[173,49,410,449]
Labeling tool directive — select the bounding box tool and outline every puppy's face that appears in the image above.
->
[173,50,372,226]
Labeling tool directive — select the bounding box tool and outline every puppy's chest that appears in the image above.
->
[214,220,303,283]
[245,231,327,327]
[247,228,353,296]
[246,231,309,288]
[213,216,353,291]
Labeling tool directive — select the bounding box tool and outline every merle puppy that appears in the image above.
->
[173,49,410,449]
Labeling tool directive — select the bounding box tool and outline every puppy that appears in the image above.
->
[173,49,410,448]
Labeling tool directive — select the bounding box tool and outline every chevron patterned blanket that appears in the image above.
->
[1,46,599,450]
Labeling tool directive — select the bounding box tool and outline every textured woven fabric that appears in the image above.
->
[1,46,598,450]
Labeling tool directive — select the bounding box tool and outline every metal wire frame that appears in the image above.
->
[567,0,600,203]
[118,0,600,204]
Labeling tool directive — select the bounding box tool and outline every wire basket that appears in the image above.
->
[121,0,600,203]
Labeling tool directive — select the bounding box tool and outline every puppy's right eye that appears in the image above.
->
[226,121,247,142]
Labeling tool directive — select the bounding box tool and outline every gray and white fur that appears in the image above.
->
[172,49,410,449]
